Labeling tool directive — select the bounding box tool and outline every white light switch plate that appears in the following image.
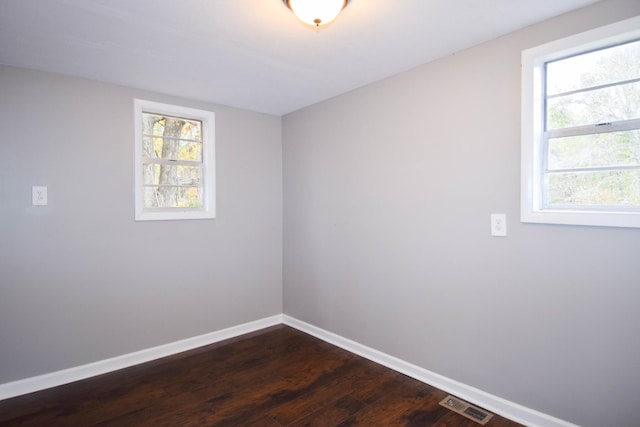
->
[32,186,47,206]
[491,213,507,237]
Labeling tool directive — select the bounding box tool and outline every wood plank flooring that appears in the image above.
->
[0,325,523,426]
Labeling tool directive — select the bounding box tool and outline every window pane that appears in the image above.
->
[142,136,158,159]
[142,136,202,161]
[176,138,202,162]
[546,40,640,96]
[142,113,163,135]
[143,186,203,208]
[180,119,202,141]
[546,80,640,129]
[548,130,640,170]
[142,113,202,141]
[143,164,202,186]
[546,169,640,207]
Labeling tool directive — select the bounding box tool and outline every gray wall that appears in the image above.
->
[282,1,640,426]
[0,66,283,383]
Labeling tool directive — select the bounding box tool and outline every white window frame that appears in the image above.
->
[134,99,216,221]
[521,16,640,228]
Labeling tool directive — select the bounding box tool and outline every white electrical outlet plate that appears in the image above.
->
[491,213,507,237]
[32,186,47,206]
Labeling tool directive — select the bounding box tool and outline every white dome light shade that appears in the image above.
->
[284,0,349,27]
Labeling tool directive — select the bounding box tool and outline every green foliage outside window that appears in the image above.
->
[545,40,640,208]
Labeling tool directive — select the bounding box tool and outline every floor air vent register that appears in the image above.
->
[439,395,494,425]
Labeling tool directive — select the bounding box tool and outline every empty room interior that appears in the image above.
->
[1,0,639,426]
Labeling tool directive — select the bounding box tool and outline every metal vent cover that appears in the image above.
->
[439,395,494,425]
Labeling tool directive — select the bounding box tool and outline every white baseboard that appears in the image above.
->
[283,315,579,427]
[0,313,578,427]
[0,314,283,401]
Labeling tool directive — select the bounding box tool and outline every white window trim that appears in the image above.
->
[134,99,216,221]
[521,15,640,228]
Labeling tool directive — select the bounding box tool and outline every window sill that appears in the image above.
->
[135,208,216,221]
[521,208,640,228]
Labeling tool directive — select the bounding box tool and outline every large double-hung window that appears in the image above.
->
[521,16,640,228]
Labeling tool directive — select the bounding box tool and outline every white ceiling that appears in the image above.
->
[0,0,600,115]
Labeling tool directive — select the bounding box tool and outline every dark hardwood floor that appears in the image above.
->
[0,325,523,426]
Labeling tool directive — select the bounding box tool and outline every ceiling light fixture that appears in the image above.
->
[283,0,350,29]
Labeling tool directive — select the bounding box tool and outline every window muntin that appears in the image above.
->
[134,100,215,221]
[521,16,640,228]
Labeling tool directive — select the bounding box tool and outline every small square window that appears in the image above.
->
[134,100,215,221]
